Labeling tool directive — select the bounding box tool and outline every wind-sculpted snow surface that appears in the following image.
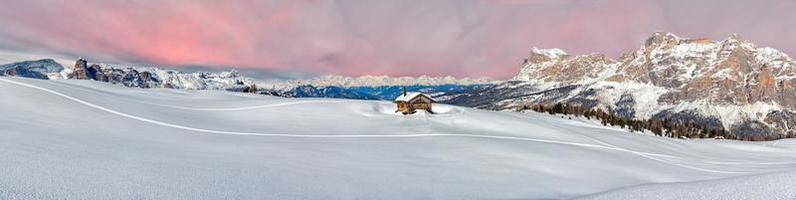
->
[1,77,795,199]
[578,170,796,200]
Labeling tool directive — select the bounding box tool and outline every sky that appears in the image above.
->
[0,0,795,79]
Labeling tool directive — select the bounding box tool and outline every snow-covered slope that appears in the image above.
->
[1,77,795,199]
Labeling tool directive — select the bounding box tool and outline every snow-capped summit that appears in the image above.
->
[531,47,568,59]
[514,46,615,85]
[644,32,681,48]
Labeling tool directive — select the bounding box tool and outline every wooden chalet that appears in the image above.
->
[394,88,434,115]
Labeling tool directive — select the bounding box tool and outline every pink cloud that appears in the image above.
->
[1,0,795,79]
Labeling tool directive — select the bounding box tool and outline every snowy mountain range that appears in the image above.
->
[444,32,796,139]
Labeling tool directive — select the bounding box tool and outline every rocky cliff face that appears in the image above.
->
[609,33,796,108]
[446,32,796,138]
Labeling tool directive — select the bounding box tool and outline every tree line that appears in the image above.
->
[516,103,796,141]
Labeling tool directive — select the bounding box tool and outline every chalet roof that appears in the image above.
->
[394,92,433,102]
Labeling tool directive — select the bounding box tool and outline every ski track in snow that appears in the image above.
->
[0,78,775,174]
[561,123,757,173]
[583,135,743,174]
[501,111,796,171]
[150,100,362,111]
[523,114,747,174]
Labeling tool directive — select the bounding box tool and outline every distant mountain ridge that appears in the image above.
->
[262,75,495,90]
[0,56,493,101]
[444,32,796,139]
[62,58,257,91]
[258,75,495,100]
[268,84,492,101]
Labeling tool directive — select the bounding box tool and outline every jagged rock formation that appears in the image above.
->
[445,32,796,139]
[61,58,255,90]
[515,47,616,86]
[0,59,64,79]
[67,59,158,88]
[69,58,90,80]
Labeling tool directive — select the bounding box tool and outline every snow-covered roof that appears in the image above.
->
[394,92,433,102]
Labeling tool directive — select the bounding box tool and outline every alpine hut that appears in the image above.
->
[394,87,434,114]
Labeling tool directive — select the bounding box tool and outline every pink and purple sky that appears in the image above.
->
[1,0,794,79]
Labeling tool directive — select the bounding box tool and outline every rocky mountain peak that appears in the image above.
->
[515,46,616,85]
[531,47,568,59]
[726,33,745,42]
[719,33,753,50]
[644,32,681,48]
[220,69,241,78]
[523,47,569,65]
